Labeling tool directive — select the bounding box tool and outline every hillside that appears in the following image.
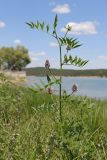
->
[24,67,107,77]
[0,76,107,159]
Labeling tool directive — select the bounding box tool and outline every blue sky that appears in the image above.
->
[0,0,107,69]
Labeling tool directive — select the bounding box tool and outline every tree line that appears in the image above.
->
[25,67,107,77]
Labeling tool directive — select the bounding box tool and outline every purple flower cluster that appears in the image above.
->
[72,84,78,93]
[45,60,50,69]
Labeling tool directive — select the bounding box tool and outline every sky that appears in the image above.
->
[0,0,107,69]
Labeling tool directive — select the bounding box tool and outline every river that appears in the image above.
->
[26,76,107,99]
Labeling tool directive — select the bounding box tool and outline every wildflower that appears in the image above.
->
[66,45,71,52]
[47,87,52,94]
[72,83,78,93]
[45,59,50,69]
[66,25,72,32]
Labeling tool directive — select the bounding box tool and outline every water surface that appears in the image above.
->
[26,76,107,99]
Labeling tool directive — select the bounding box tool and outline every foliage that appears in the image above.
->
[27,14,88,120]
[0,45,31,71]
[0,80,107,159]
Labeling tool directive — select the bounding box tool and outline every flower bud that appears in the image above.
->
[45,60,50,69]
[47,87,52,94]
[66,25,72,32]
[66,45,71,51]
[72,84,78,93]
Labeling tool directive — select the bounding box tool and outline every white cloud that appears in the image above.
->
[34,51,46,56]
[83,56,107,69]
[29,51,46,60]
[50,42,58,47]
[27,51,47,68]
[97,55,107,61]
[26,59,40,68]
[61,21,97,35]
[0,21,5,28]
[14,39,21,44]
[52,4,70,14]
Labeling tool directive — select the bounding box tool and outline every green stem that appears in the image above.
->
[48,68,57,81]
[38,29,56,39]
[54,32,63,121]
[59,45,62,121]
[64,30,69,39]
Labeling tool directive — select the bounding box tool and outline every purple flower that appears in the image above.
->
[47,87,52,94]
[45,60,50,69]
[66,45,71,52]
[72,84,78,93]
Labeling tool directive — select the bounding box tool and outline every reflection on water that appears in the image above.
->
[26,76,107,99]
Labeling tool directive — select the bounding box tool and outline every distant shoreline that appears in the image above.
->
[64,75,107,78]
[24,67,107,78]
[27,75,107,78]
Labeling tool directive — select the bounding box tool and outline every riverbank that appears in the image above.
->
[0,70,26,84]
[0,79,107,159]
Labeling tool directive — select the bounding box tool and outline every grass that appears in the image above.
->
[0,77,107,159]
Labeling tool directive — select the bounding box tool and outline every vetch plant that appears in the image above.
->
[72,83,78,94]
[26,15,88,121]
[45,59,50,69]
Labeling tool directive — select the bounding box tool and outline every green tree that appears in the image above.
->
[0,45,31,71]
